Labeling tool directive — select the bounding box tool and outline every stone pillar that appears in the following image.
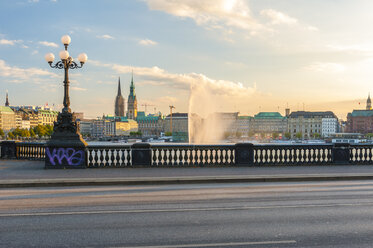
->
[1,141,19,159]
[235,143,254,166]
[132,143,151,166]
[332,143,350,164]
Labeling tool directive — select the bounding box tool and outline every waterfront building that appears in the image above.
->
[236,116,252,135]
[164,113,188,141]
[127,74,137,120]
[346,94,373,134]
[321,117,338,137]
[288,111,337,139]
[0,106,16,131]
[37,109,59,126]
[136,111,164,136]
[250,112,287,137]
[114,77,125,117]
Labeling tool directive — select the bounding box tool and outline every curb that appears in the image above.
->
[2,174,373,188]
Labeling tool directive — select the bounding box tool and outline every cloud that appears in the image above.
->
[96,34,114,40]
[0,39,22,45]
[260,9,297,25]
[139,39,158,46]
[38,41,58,48]
[143,0,263,31]
[0,59,58,82]
[90,59,256,98]
[304,62,345,73]
[71,87,87,91]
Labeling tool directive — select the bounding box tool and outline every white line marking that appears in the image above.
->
[111,240,297,248]
[1,202,373,217]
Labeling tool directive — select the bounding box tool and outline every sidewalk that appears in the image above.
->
[2,159,373,188]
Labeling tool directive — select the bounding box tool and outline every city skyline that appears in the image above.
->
[1,0,373,119]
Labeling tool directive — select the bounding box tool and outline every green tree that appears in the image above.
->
[7,132,14,139]
[312,133,320,139]
[366,133,373,139]
[295,132,303,139]
[272,132,279,139]
[45,125,53,136]
[165,132,172,136]
[284,132,291,139]
[0,128,4,138]
[30,129,36,138]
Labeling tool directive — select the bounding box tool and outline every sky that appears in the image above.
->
[1,0,373,119]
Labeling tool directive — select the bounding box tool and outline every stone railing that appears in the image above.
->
[0,141,370,168]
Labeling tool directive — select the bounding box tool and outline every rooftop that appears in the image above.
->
[349,110,373,117]
[254,112,285,119]
[289,111,337,119]
[0,106,14,113]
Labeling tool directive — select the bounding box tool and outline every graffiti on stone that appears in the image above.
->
[46,147,85,166]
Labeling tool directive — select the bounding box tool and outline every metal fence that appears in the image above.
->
[0,141,370,167]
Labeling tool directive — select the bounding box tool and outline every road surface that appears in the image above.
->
[1,181,373,247]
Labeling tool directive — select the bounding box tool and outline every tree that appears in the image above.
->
[272,132,279,139]
[165,132,172,136]
[30,129,36,138]
[366,133,373,139]
[312,133,320,139]
[295,132,303,139]
[235,131,242,138]
[0,128,4,138]
[7,132,14,139]
[284,132,291,139]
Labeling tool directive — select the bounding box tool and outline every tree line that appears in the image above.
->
[0,125,53,140]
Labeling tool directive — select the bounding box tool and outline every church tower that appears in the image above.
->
[114,77,125,117]
[367,93,372,110]
[127,72,137,119]
[5,91,9,107]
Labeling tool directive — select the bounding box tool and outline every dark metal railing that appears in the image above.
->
[1,141,371,167]
[17,142,45,160]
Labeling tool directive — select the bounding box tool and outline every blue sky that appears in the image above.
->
[1,0,373,119]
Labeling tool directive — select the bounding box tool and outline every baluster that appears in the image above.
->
[98,149,104,167]
[152,148,158,166]
[93,149,98,167]
[159,148,164,166]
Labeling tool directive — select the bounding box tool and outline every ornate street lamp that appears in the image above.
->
[44,35,88,168]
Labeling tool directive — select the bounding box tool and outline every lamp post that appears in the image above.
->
[44,35,88,169]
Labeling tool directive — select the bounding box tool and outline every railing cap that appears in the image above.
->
[131,142,151,149]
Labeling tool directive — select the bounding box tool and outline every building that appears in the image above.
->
[136,111,163,136]
[250,112,288,137]
[346,95,373,134]
[164,113,188,133]
[0,106,16,131]
[288,111,337,139]
[321,117,338,137]
[37,109,59,126]
[236,116,252,135]
[127,74,137,119]
[114,77,125,117]
[79,120,93,136]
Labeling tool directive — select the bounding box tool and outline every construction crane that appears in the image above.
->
[141,103,155,114]
[169,105,175,134]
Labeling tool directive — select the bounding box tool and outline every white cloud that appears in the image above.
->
[0,59,58,82]
[0,39,22,45]
[139,39,158,46]
[144,0,263,31]
[304,62,345,73]
[260,9,297,25]
[96,34,114,40]
[71,87,87,91]
[90,59,256,97]
[38,41,58,48]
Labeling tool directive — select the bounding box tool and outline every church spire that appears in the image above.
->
[367,93,372,110]
[5,90,9,107]
[117,77,122,96]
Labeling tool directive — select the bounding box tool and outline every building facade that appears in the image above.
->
[127,74,137,120]
[136,112,163,136]
[288,111,337,139]
[114,77,125,117]
[250,112,287,136]
[0,106,16,131]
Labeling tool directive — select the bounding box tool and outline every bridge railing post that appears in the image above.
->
[332,143,350,164]
[235,143,254,166]
[1,141,19,159]
[131,143,152,166]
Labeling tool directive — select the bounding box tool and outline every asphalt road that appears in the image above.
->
[1,181,373,247]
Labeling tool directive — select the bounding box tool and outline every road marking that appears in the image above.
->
[112,240,297,248]
[1,202,373,217]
